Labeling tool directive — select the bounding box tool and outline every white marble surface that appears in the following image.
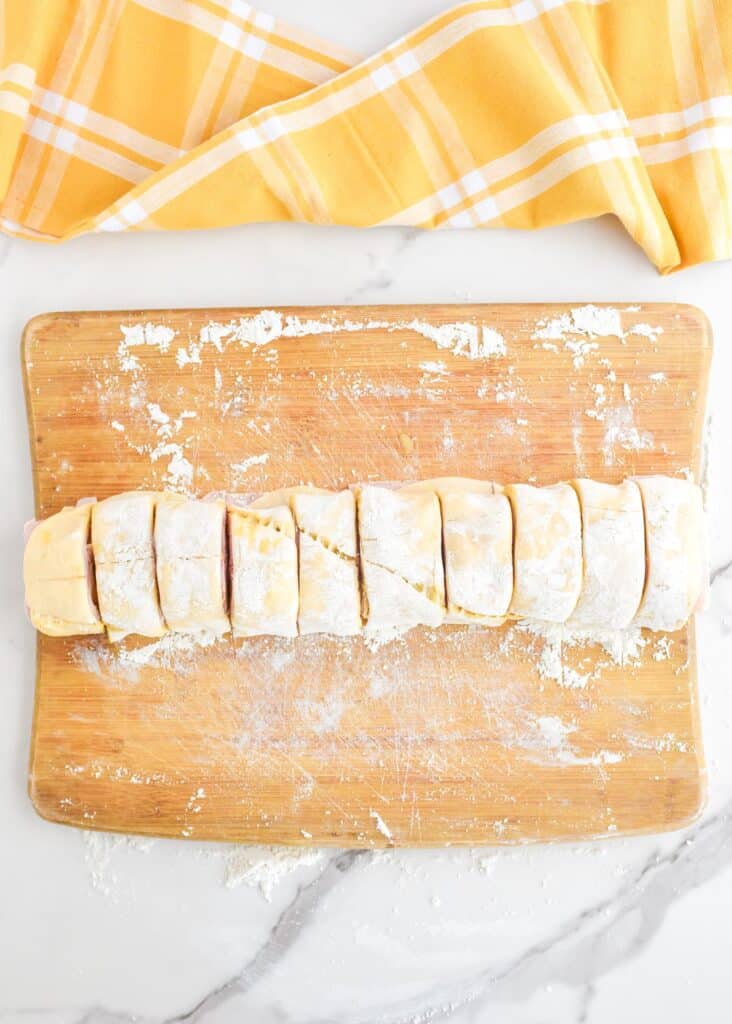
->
[2,3,732,1021]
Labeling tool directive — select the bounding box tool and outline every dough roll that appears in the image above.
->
[24,475,707,641]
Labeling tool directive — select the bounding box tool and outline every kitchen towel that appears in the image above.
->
[0,0,730,270]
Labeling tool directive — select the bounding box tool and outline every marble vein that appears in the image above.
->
[305,804,732,1024]
[164,850,364,1023]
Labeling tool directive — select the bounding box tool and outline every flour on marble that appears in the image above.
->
[220,844,327,900]
[81,830,155,899]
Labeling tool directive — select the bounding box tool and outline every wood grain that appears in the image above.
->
[23,303,711,846]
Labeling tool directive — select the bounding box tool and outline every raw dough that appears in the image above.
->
[228,504,298,637]
[155,494,229,635]
[25,477,707,641]
[292,489,362,636]
[357,484,445,633]
[505,482,582,623]
[633,475,706,631]
[92,491,167,642]
[23,504,103,636]
[568,479,645,629]
[406,478,512,624]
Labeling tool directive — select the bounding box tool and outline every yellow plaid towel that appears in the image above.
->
[1,1,730,270]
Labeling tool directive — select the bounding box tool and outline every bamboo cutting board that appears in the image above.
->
[24,303,711,846]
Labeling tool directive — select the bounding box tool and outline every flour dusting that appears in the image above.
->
[157,312,508,370]
[73,631,221,681]
[221,845,327,900]
[118,323,176,371]
[370,809,393,841]
[533,305,663,348]
[601,406,655,465]
[82,831,155,899]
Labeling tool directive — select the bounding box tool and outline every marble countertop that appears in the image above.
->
[2,3,732,1021]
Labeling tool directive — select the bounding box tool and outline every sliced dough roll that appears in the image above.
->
[357,484,445,633]
[568,479,645,630]
[228,504,298,638]
[633,476,706,632]
[155,494,229,635]
[406,478,512,624]
[292,489,361,636]
[23,504,103,637]
[92,491,167,642]
[506,482,582,623]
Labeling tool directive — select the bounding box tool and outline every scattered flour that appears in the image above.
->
[230,453,270,487]
[81,830,324,903]
[147,312,508,370]
[406,320,506,360]
[118,323,176,371]
[516,620,652,688]
[370,809,394,841]
[73,631,221,682]
[532,305,663,349]
[601,406,655,465]
[529,717,624,767]
[82,831,155,898]
[221,845,327,900]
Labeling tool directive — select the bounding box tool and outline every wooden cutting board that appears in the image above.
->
[24,303,711,846]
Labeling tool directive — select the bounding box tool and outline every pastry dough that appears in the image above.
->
[568,479,645,629]
[23,504,103,636]
[92,491,166,642]
[357,485,445,632]
[228,504,298,637]
[506,482,582,623]
[292,489,361,636]
[155,494,229,635]
[25,477,707,640]
[633,475,706,632]
[406,479,512,624]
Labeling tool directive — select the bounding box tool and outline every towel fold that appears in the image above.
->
[1,0,730,270]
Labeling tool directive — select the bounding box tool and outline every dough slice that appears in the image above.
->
[228,504,298,637]
[568,479,645,629]
[405,479,511,624]
[292,489,361,636]
[505,482,582,623]
[357,485,445,633]
[154,493,229,635]
[23,504,103,636]
[441,487,513,624]
[92,491,166,642]
[633,475,706,632]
